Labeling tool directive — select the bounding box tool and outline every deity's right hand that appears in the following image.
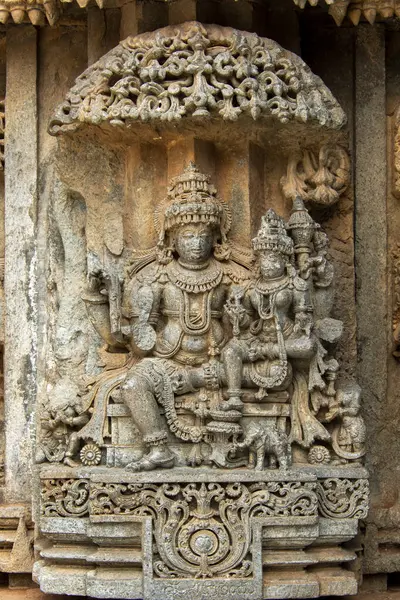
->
[87,269,109,297]
[248,342,264,362]
[325,407,339,422]
[224,294,246,324]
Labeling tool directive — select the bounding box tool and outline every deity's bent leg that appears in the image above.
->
[220,341,245,411]
[121,365,175,471]
[64,432,81,468]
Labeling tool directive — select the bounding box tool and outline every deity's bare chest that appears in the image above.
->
[162,281,226,314]
[253,287,292,317]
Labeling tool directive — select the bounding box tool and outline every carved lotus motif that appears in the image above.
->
[80,443,101,466]
[308,445,331,465]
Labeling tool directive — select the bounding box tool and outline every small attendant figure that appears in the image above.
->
[325,381,366,464]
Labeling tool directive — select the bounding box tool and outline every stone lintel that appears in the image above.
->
[38,464,368,482]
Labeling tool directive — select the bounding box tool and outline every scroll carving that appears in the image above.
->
[40,477,317,580]
[90,480,317,579]
[37,19,366,600]
[41,478,90,517]
[49,22,346,135]
[317,478,369,519]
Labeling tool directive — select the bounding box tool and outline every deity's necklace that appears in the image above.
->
[167,259,223,335]
[254,273,290,296]
[178,258,210,271]
[250,278,289,390]
[180,290,214,335]
[169,258,223,293]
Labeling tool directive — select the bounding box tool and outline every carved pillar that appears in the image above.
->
[166,138,266,244]
[125,143,168,249]
[87,6,121,66]
[354,25,387,494]
[167,138,215,181]
[4,26,38,503]
[168,0,197,24]
[363,24,400,580]
[215,142,265,244]
[119,0,138,39]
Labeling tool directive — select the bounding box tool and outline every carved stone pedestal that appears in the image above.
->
[35,465,368,600]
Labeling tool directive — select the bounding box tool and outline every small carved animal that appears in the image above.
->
[234,420,291,471]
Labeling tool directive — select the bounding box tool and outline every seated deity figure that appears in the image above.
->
[79,164,251,471]
[222,209,332,448]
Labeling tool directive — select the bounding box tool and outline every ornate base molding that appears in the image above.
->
[34,465,368,600]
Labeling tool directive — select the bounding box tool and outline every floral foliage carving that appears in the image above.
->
[281,144,350,207]
[317,478,369,519]
[90,481,317,578]
[41,478,90,517]
[49,22,346,135]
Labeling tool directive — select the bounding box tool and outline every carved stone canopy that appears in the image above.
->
[49,21,346,136]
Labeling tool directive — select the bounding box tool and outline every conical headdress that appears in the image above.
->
[252,209,293,256]
[156,163,232,242]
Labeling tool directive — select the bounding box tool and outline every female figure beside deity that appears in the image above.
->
[222,208,333,448]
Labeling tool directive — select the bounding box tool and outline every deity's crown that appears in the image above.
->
[252,209,294,255]
[162,163,230,235]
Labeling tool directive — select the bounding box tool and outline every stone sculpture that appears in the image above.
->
[231,420,291,470]
[36,164,368,599]
[36,397,89,467]
[35,21,368,600]
[36,163,363,474]
[328,381,366,464]
[75,164,252,471]
[293,0,395,27]
[281,144,350,207]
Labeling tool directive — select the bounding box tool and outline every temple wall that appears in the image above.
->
[0,1,398,595]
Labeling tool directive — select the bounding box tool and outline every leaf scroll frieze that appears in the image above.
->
[316,478,369,519]
[41,478,90,518]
